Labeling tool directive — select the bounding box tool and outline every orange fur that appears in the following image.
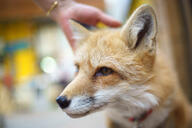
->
[59,5,192,128]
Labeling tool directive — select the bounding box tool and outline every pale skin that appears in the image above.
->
[34,0,121,50]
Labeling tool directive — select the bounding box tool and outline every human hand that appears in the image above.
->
[51,2,121,50]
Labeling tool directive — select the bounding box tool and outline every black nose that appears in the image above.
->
[56,96,71,109]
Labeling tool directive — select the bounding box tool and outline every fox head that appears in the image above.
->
[56,5,158,118]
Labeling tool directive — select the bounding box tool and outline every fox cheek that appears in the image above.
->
[94,74,123,87]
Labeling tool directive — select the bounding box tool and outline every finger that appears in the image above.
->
[99,12,121,27]
[59,17,76,51]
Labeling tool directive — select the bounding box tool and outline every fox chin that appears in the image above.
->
[56,4,192,128]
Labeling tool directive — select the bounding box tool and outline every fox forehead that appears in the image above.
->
[74,30,135,70]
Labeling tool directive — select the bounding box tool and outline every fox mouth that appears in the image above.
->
[64,100,108,118]
[66,110,91,118]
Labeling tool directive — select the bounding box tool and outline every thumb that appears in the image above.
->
[98,12,121,27]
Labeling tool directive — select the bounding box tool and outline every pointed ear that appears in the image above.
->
[69,20,90,41]
[120,4,157,50]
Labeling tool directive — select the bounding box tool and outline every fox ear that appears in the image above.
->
[69,20,90,41]
[120,4,157,50]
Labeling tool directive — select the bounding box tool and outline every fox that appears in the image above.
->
[56,5,192,128]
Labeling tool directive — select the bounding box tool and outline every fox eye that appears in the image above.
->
[95,67,114,77]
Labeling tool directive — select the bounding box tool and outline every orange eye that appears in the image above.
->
[95,67,114,77]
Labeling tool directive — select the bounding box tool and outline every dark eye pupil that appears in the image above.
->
[102,68,110,74]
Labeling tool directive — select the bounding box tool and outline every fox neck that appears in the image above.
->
[107,98,172,128]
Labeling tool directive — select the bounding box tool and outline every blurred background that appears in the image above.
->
[0,0,191,128]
